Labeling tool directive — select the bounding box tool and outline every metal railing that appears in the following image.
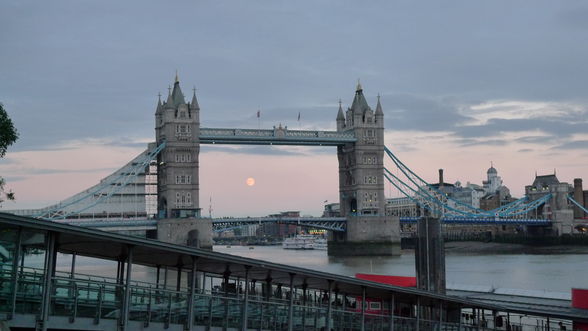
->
[0,265,574,330]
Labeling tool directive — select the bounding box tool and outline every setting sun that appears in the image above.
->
[246,177,255,186]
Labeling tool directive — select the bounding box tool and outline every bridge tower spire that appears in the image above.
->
[332,82,399,256]
[155,75,201,219]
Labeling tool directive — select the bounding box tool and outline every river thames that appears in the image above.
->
[49,243,588,296]
[215,245,588,294]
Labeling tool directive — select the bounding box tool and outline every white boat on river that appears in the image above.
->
[282,235,327,250]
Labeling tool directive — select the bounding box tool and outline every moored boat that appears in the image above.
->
[282,234,321,250]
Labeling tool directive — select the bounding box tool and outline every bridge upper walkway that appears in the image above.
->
[199,127,356,146]
[1,212,587,331]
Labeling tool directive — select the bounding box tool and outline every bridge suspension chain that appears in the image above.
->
[35,142,166,220]
[384,147,488,216]
[383,146,551,219]
[568,195,588,215]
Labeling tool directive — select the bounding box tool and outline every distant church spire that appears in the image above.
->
[356,78,362,92]
[175,70,179,83]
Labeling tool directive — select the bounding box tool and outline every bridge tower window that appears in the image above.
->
[175,192,193,207]
[364,176,377,184]
[175,175,192,184]
[175,153,192,163]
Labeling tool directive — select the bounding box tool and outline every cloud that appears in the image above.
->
[456,138,509,147]
[383,93,472,132]
[454,117,585,139]
[515,136,555,144]
[2,176,26,183]
[552,140,588,150]
[465,100,585,125]
[18,167,118,176]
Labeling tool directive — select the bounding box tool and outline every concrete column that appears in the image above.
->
[39,232,57,331]
[163,266,168,290]
[439,301,443,329]
[223,266,231,331]
[287,273,295,331]
[186,257,198,331]
[121,246,134,331]
[301,283,307,329]
[176,264,183,292]
[241,266,250,331]
[415,297,420,331]
[361,286,366,331]
[260,272,272,331]
[389,295,395,331]
[70,252,76,278]
[10,227,22,319]
[415,217,446,294]
[155,265,160,289]
[326,280,333,331]
[68,252,77,306]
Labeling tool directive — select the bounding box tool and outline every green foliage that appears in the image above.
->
[0,177,15,204]
[0,103,18,158]
[0,102,18,205]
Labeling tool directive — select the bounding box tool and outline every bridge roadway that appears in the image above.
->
[55,216,553,233]
[1,212,587,331]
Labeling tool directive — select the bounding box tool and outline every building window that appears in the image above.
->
[364,176,377,184]
[362,156,376,164]
[175,125,192,138]
[176,124,191,133]
[175,175,192,184]
[175,153,192,163]
[175,191,193,207]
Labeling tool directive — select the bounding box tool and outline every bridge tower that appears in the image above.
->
[525,174,574,235]
[329,82,400,256]
[155,75,200,218]
[154,75,211,249]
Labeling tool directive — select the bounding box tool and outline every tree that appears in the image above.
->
[0,103,18,205]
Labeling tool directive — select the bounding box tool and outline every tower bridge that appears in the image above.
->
[5,76,584,255]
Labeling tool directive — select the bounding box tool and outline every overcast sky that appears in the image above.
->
[1,0,587,216]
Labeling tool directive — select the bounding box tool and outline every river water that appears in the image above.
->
[214,245,588,294]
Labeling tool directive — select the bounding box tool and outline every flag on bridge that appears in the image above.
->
[297,112,300,121]
[257,110,260,118]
